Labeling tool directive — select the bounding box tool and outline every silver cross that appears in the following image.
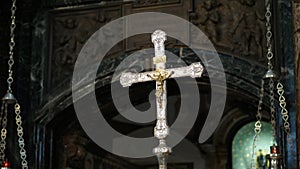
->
[120,30,204,169]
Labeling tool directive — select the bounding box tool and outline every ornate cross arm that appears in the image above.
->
[120,62,204,87]
[168,62,204,79]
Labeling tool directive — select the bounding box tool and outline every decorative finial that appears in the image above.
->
[2,91,16,104]
[151,30,167,46]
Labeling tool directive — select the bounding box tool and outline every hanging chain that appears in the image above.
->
[265,0,276,134]
[251,0,290,168]
[255,79,265,135]
[265,0,290,135]
[0,104,4,162]
[265,0,273,70]
[0,104,8,162]
[1,0,30,168]
[15,103,28,169]
[266,0,291,136]
[7,0,17,93]
[277,82,291,134]
[250,79,265,169]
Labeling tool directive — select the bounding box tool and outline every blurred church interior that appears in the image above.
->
[0,0,299,168]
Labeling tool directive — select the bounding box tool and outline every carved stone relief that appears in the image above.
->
[48,6,122,91]
[124,0,189,52]
[62,131,89,169]
[45,0,272,98]
[191,0,266,61]
[45,0,193,94]
[60,129,141,169]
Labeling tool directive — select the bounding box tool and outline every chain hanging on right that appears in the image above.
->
[250,0,291,168]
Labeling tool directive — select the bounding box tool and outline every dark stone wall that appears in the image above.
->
[0,1,11,98]
[34,0,273,112]
[292,0,300,168]
[274,0,297,168]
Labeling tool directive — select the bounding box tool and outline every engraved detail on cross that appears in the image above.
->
[120,30,204,169]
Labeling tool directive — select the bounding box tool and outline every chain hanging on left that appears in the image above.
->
[1,0,29,168]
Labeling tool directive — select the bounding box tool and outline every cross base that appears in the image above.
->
[153,139,172,169]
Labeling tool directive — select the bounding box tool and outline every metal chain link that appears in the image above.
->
[0,103,8,162]
[277,82,291,134]
[14,103,28,169]
[0,104,4,128]
[0,103,7,162]
[251,1,290,168]
[7,0,17,92]
[265,0,291,136]
[250,79,265,169]
[265,0,273,70]
[1,0,30,168]
[264,0,276,137]
[255,79,265,135]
